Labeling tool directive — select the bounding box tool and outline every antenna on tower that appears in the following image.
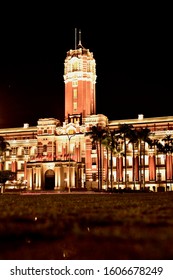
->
[79,29,81,45]
[75,28,77,49]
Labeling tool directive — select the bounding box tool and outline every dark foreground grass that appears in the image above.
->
[0,192,173,260]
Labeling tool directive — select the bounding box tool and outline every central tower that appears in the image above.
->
[64,29,97,124]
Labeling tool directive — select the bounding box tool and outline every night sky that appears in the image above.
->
[0,4,172,128]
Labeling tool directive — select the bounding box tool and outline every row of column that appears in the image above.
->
[27,164,85,190]
[115,154,173,182]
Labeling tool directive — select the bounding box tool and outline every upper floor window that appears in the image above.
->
[21,163,24,170]
[72,61,78,71]
[92,158,96,165]
[73,89,78,99]
[11,147,17,154]
[43,145,47,152]
[24,147,29,155]
[72,80,78,87]
[92,143,97,150]
[73,102,77,111]
[8,163,12,170]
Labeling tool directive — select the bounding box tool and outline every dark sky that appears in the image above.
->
[0,4,172,128]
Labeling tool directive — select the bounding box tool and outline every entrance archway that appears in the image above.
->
[45,169,55,190]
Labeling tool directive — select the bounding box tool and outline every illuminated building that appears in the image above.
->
[0,31,173,192]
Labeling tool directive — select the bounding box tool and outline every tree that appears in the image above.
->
[102,128,122,191]
[85,125,107,191]
[0,136,12,193]
[154,134,173,189]
[0,170,16,194]
[128,127,153,190]
[0,136,10,168]
[156,135,173,154]
[117,124,134,188]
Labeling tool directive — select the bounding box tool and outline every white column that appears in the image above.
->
[36,167,41,190]
[27,168,33,190]
[81,166,84,188]
[71,166,75,188]
[54,166,61,189]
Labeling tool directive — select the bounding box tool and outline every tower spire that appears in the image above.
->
[75,28,77,49]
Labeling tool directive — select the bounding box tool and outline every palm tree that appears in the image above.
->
[155,134,173,190]
[0,170,16,194]
[117,124,134,188]
[85,125,107,191]
[128,127,153,190]
[0,136,11,193]
[157,135,173,154]
[0,136,10,169]
[102,128,122,191]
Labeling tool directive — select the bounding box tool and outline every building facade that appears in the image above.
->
[0,34,173,192]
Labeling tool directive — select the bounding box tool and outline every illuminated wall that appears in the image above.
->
[64,43,96,121]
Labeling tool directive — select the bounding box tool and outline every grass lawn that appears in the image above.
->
[0,192,173,260]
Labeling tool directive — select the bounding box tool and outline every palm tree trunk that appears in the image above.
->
[139,140,142,190]
[124,137,127,188]
[143,143,145,189]
[99,140,102,191]
[110,152,113,191]
[106,147,109,190]
[97,142,100,191]
[165,154,167,191]
[0,183,4,194]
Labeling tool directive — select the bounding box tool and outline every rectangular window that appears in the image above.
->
[73,89,77,99]
[12,147,17,154]
[8,163,12,170]
[92,173,97,181]
[24,147,29,155]
[73,102,77,111]
[157,172,161,181]
[92,143,96,150]
[141,143,145,152]
[6,150,10,156]
[134,143,138,150]
[43,145,47,152]
[72,80,78,87]
[157,157,161,165]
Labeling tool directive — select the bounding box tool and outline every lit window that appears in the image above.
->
[24,147,29,155]
[92,158,96,165]
[72,80,78,87]
[68,129,75,135]
[73,89,78,99]
[43,145,47,152]
[73,102,77,111]
[72,61,78,71]
[92,173,97,181]
[8,163,12,170]
[11,147,17,154]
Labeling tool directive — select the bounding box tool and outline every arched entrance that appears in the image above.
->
[45,169,55,190]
